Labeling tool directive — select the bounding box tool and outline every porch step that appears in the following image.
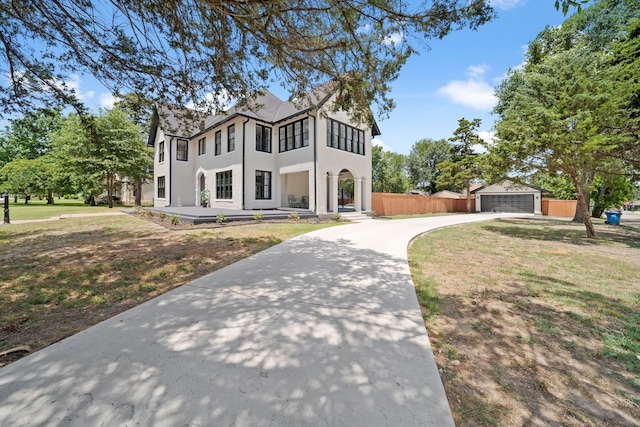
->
[339,211,372,222]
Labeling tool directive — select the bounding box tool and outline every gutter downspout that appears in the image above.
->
[168,137,173,207]
[309,112,317,215]
[242,118,250,210]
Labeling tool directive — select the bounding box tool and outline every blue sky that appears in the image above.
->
[69,0,575,155]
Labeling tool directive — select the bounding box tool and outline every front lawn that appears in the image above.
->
[0,214,338,367]
[410,217,640,426]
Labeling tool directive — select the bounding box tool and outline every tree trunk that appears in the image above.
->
[465,179,472,213]
[572,171,592,223]
[135,179,142,206]
[569,170,597,239]
[107,173,114,209]
[47,189,54,205]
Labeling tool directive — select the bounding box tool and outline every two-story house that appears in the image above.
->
[148,85,379,215]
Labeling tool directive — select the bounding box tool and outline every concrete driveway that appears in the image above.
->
[0,213,520,426]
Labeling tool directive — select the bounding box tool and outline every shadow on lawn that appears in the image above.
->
[0,224,283,366]
[483,218,640,249]
[436,276,640,426]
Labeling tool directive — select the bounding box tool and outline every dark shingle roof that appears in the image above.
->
[150,82,379,142]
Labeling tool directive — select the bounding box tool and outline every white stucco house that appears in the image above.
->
[148,86,379,215]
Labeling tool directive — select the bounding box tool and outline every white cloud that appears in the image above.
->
[489,0,524,9]
[437,65,498,111]
[56,74,95,101]
[372,137,393,152]
[383,32,404,46]
[99,93,117,108]
[478,131,496,145]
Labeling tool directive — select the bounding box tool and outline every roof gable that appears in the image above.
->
[152,83,379,140]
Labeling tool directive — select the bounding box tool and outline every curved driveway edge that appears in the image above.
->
[0,213,522,426]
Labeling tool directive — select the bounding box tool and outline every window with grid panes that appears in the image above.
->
[176,139,188,161]
[255,170,271,199]
[256,124,271,152]
[216,170,232,199]
[228,124,235,152]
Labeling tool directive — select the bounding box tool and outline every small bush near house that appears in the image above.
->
[216,213,227,224]
[253,211,264,221]
[288,212,300,221]
[169,215,181,226]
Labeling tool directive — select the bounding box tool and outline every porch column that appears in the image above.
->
[329,174,339,213]
[354,178,362,212]
[362,178,371,211]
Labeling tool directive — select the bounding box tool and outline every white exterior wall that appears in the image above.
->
[315,105,372,214]
[153,129,170,207]
[171,137,197,207]
[154,96,373,214]
[474,181,542,214]
[196,118,244,210]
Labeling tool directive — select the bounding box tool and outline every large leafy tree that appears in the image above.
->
[491,0,640,239]
[372,145,409,193]
[52,108,152,208]
[0,158,38,202]
[0,107,63,168]
[406,138,450,194]
[1,1,497,123]
[493,45,617,238]
[114,93,155,206]
[437,118,485,213]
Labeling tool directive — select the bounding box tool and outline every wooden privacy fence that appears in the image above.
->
[371,193,475,216]
[542,199,577,217]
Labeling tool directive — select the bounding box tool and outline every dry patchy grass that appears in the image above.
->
[0,213,336,367]
[410,217,640,427]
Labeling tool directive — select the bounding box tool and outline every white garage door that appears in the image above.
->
[480,194,534,213]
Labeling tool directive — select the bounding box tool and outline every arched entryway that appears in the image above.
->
[326,168,366,213]
[196,169,208,207]
[338,169,354,212]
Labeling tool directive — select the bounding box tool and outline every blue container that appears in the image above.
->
[604,211,621,226]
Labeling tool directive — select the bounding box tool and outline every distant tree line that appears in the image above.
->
[0,96,153,207]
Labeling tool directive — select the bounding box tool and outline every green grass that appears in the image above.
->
[408,218,640,426]
[3,197,126,220]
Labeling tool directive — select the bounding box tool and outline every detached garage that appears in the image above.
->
[472,181,542,214]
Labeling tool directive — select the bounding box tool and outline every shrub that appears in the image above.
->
[288,212,300,221]
[216,213,227,223]
[333,213,341,221]
[158,211,167,221]
[253,211,264,221]
[169,215,181,225]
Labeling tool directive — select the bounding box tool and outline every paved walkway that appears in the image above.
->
[0,213,521,426]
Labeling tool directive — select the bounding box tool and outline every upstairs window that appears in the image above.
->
[279,118,309,153]
[228,124,235,152]
[326,119,365,156]
[256,124,271,153]
[198,137,206,155]
[176,138,188,161]
[158,140,165,163]
[215,130,222,156]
